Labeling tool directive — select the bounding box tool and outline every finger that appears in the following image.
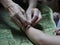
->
[19,6,25,14]
[11,15,27,29]
[18,6,27,22]
[34,11,42,24]
[11,14,30,29]
[31,8,42,26]
[31,8,39,24]
[11,15,22,27]
[16,4,25,14]
[9,8,27,26]
[16,14,30,27]
[8,3,29,28]
[26,10,32,23]
[10,10,26,22]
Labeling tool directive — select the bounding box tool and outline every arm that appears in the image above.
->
[28,0,37,8]
[1,0,25,12]
[24,26,60,45]
[0,0,14,8]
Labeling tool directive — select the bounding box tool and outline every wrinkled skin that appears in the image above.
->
[1,0,42,29]
[26,0,42,26]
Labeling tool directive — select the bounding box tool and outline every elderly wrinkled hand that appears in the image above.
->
[1,0,42,30]
[8,3,31,29]
[10,4,42,30]
[1,0,29,29]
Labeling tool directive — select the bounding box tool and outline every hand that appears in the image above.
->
[8,2,30,29]
[26,8,42,26]
[31,8,42,26]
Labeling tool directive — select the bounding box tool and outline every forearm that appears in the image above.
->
[0,0,14,8]
[25,27,44,45]
[25,26,60,45]
[28,0,37,8]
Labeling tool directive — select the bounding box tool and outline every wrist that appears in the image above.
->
[29,0,37,8]
[24,25,32,32]
[1,0,14,8]
[29,4,35,8]
[26,25,31,30]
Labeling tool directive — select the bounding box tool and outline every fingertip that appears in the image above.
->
[32,16,38,24]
